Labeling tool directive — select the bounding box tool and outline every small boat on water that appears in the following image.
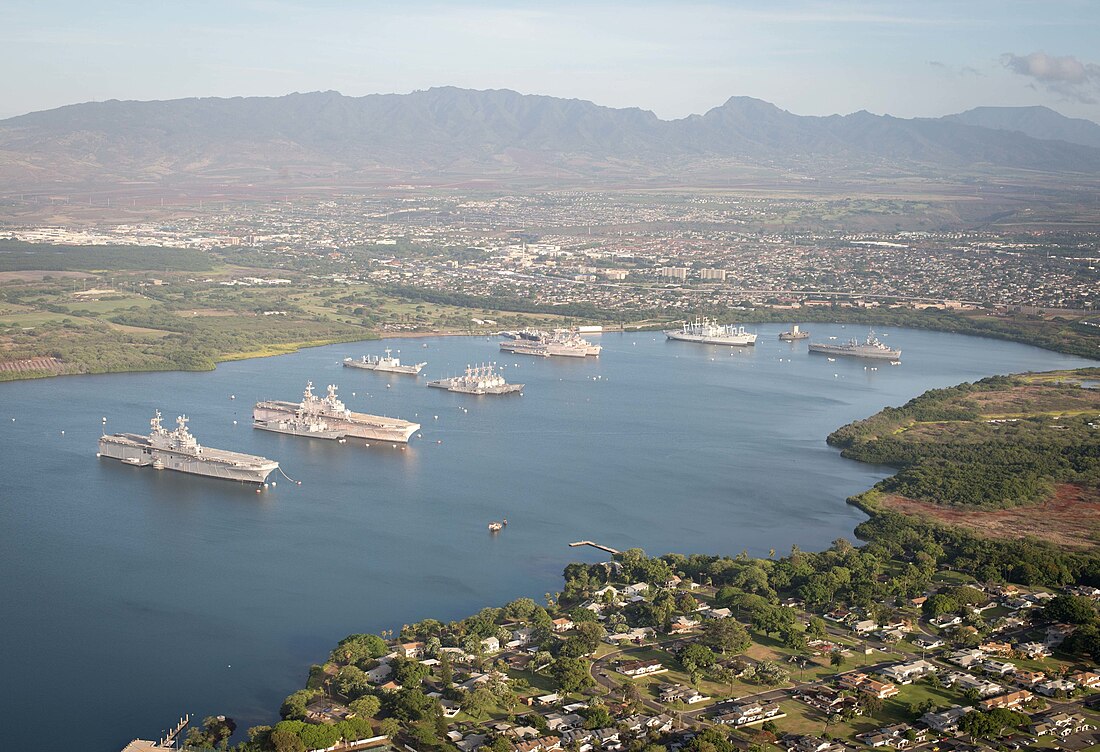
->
[488,519,508,532]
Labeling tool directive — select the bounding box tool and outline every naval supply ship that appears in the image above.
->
[779,324,810,341]
[98,411,279,484]
[254,382,420,442]
[808,330,901,361]
[343,349,427,375]
[499,328,602,358]
[665,318,757,346]
[427,364,523,395]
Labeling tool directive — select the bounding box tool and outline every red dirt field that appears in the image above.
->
[880,484,1100,551]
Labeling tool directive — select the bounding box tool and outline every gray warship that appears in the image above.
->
[98,411,279,484]
[808,330,901,360]
[427,364,523,395]
[500,329,601,358]
[343,348,427,375]
[254,382,420,442]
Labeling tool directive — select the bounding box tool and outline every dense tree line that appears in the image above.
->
[827,375,1100,508]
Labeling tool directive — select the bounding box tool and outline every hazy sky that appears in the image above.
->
[3,0,1099,122]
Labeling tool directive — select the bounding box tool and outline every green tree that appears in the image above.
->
[551,656,595,693]
[1044,595,1097,625]
[702,619,751,654]
[349,695,381,719]
[679,643,717,674]
[461,686,495,720]
[280,689,319,721]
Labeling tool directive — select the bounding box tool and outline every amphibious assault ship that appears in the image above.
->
[779,324,810,341]
[343,349,426,375]
[98,411,279,484]
[665,318,757,346]
[427,364,523,395]
[808,330,901,361]
[499,328,602,358]
[254,382,420,442]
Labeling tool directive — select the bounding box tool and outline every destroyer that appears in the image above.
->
[808,330,901,360]
[427,364,523,395]
[254,382,420,442]
[779,324,809,341]
[665,318,757,346]
[98,412,279,484]
[343,349,426,375]
[500,328,601,358]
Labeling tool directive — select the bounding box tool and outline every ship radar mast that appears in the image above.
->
[150,410,165,434]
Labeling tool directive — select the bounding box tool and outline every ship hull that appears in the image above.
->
[253,401,419,442]
[427,381,524,395]
[499,342,551,357]
[252,420,344,440]
[98,436,277,484]
[779,333,809,341]
[665,331,757,346]
[808,344,901,360]
[343,360,424,375]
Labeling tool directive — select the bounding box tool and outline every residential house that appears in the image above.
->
[481,636,501,654]
[551,618,574,633]
[669,618,700,634]
[560,728,621,752]
[619,659,666,677]
[1013,669,1045,687]
[929,614,963,629]
[1030,712,1095,738]
[912,635,945,650]
[947,648,986,668]
[658,684,710,705]
[1016,641,1051,659]
[982,659,1017,676]
[979,640,1012,655]
[399,641,425,658]
[941,672,1002,698]
[879,659,936,684]
[853,619,878,635]
[856,724,926,750]
[714,701,785,727]
[1035,678,1078,696]
[512,736,562,752]
[839,673,899,699]
[919,706,973,734]
[543,712,582,731]
[979,690,1033,711]
[1071,670,1100,689]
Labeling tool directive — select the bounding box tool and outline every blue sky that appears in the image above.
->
[2,0,1099,122]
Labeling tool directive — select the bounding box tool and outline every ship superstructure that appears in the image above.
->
[779,324,810,341]
[808,330,901,360]
[343,349,426,375]
[254,382,420,442]
[427,364,523,395]
[665,318,757,346]
[500,328,601,358]
[98,411,279,484]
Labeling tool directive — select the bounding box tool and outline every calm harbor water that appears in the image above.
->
[0,324,1093,750]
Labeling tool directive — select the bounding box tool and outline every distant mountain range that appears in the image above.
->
[1,87,1099,190]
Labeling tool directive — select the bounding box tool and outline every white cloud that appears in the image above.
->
[1002,51,1100,103]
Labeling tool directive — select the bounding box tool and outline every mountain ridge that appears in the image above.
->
[2,87,1099,189]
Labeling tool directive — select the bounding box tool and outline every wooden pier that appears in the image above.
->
[569,540,620,555]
